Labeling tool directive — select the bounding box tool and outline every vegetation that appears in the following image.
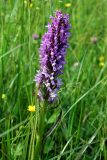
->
[0,0,107,159]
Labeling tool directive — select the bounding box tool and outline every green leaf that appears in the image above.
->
[47,110,60,124]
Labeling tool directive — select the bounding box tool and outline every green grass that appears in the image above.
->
[0,0,107,159]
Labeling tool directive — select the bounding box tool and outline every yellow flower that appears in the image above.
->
[27,105,36,112]
[98,55,105,67]
[29,3,33,8]
[99,62,105,67]
[99,56,104,62]
[24,0,27,4]
[65,3,71,7]
[2,94,6,100]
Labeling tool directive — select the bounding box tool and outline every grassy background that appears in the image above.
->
[0,0,107,159]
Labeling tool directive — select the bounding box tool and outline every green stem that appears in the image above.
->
[35,102,46,160]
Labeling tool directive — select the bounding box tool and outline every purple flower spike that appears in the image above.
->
[35,10,71,102]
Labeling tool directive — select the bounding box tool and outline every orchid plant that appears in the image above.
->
[34,10,70,160]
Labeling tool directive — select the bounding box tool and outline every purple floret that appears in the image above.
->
[32,34,39,40]
[35,10,71,102]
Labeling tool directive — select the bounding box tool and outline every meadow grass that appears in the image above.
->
[0,0,107,159]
